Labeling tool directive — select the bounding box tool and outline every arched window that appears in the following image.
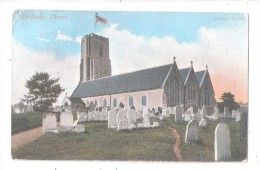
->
[100,71,102,78]
[129,96,134,106]
[103,99,107,107]
[188,85,195,101]
[141,95,147,106]
[113,98,117,107]
[173,79,179,103]
[204,83,210,105]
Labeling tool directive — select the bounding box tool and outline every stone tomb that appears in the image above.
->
[60,111,74,127]
[185,120,198,143]
[214,123,231,161]
[108,108,117,128]
[118,119,129,131]
[42,112,57,133]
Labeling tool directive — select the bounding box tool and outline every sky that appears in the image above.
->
[12,10,248,105]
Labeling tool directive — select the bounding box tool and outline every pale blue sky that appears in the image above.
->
[13,10,247,58]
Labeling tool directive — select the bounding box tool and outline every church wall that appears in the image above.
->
[81,88,164,111]
[163,63,184,107]
[184,69,200,108]
[199,72,216,107]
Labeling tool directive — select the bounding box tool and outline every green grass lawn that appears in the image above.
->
[11,117,247,161]
[11,112,43,135]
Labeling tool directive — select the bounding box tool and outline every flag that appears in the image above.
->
[95,15,107,24]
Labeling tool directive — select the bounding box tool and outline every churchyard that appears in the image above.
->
[11,105,247,161]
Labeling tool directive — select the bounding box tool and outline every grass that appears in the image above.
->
[11,112,43,135]
[12,119,176,161]
[11,117,247,161]
[173,118,247,162]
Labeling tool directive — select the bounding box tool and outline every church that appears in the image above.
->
[70,33,216,111]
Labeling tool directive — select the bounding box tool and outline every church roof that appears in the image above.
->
[195,70,207,87]
[179,67,191,84]
[71,64,173,98]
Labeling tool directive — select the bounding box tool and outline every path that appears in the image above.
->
[169,126,183,161]
[11,127,43,150]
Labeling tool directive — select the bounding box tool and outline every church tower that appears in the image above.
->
[80,33,111,82]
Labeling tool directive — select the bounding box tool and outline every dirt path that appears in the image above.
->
[11,127,43,150]
[169,126,183,161]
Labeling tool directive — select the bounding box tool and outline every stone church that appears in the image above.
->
[70,33,216,111]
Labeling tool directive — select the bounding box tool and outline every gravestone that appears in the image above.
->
[137,123,144,128]
[42,113,57,133]
[162,107,168,118]
[129,123,136,130]
[142,107,149,117]
[60,111,73,127]
[214,123,231,161]
[137,110,143,119]
[117,119,129,131]
[240,112,248,137]
[184,110,192,122]
[202,105,207,118]
[117,108,126,124]
[175,105,182,123]
[167,107,173,115]
[199,119,207,127]
[127,109,137,124]
[108,108,117,128]
[185,120,198,143]
[143,115,150,127]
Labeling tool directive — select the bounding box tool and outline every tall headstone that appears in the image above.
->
[202,105,207,118]
[167,107,173,116]
[184,110,192,122]
[175,105,182,123]
[42,113,57,133]
[185,120,198,143]
[214,123,231,161]
[127,109,137,124]
[117,108,126,124]
[108,108,117,128]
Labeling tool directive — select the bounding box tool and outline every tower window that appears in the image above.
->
[99,46,103,57]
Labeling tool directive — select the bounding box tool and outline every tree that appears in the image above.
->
[24,72,64,112]
[217,92,240,113]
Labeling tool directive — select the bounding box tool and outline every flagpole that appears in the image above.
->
[94,13,98,33]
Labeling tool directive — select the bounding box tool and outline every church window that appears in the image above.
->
[204,82,210,105]
[103,99,107,107]
[99,46,103,57]
[141,95,147,106]
[129,96,134,106]
[100,70,102,78]
[113,98,117,107]
[188,85,196,101]
[173,79,179,103]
